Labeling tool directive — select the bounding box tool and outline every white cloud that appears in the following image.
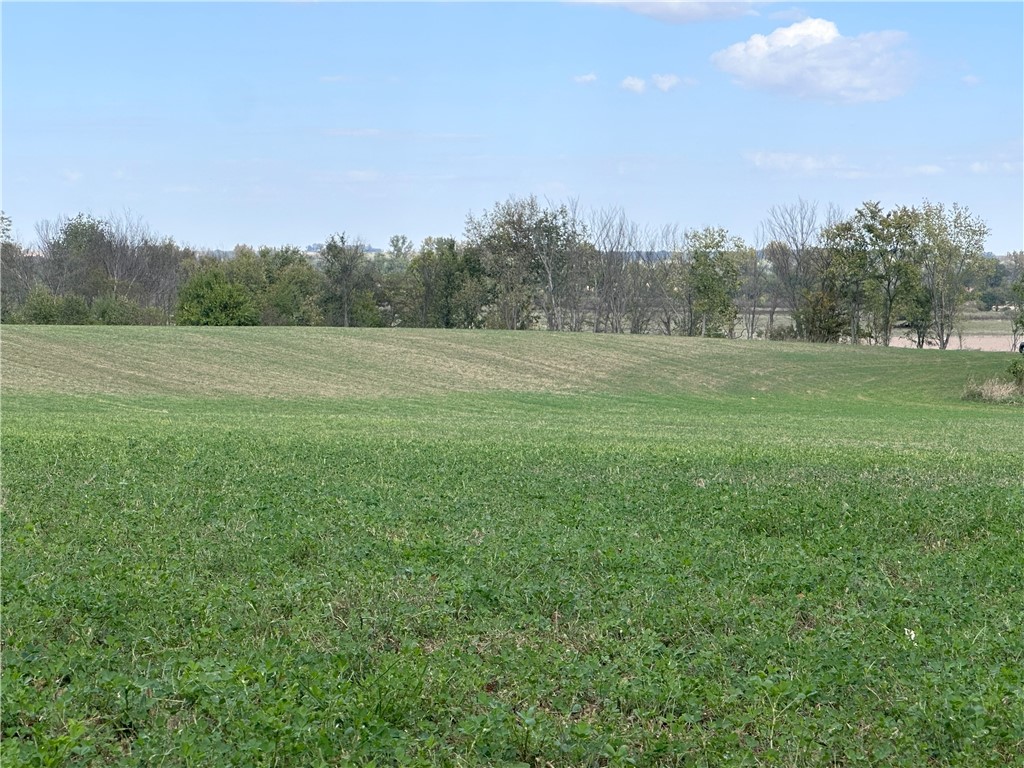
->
[769,6,808,23]
[909,164,944,176]
[592,1,758,24]
[961,74,981,87]
[652,74,681,92]
[970,160,1023,175]
[711,18,915,103]
[747,151,844,174]
[621,76,646,94]
[62,170,83,184]
[346,170,379,183]
[319,74,355,83]
[574,73,598,84]
[327,128,383,138]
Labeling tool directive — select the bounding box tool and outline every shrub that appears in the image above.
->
[92,294,169,325]
[176,267,260,326]
[1009,359,1024,389]
[15,285,60,324]
[57,294,91,325]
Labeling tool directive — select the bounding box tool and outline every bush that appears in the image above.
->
[92,294,169,325]
[57,294,91,325]
[15,285,60,324]
[1009,359,1024,389]
[176,267,260,326]
[8,287,91,324]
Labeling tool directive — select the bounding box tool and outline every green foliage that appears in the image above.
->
[686,227,742,337]
[1011,269,1024,340]
[8,286,91,325]
[176,264,260,326]
[92,294,169,325]
[56,294,91,324]
[320,233,374,327]
[262,259,324,326]
[795,288,848,343]
[15,285,61,323]
[404,237,488,329]
[1009,358,1024,388]
[4,286,170,325]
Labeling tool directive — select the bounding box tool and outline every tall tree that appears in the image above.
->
[868,204,923,347]
[762,199,820,338]
[1009,255,1024,349]
[588,207,635,333]
[686,227,743,337]
[320,233,372,327]
[535,200,590,332]
[1,213,37,319]
[918,201,989,349]
[465,196,543,330]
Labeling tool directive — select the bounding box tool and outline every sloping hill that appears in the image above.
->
[0,325,1014,404]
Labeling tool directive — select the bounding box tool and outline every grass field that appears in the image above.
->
[2,326,1022,766]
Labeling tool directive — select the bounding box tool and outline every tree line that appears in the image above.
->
[2,199,1022,349]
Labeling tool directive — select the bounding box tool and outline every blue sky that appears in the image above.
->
[3,1,1022,253]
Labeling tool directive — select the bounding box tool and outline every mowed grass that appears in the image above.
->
[2,326,1022,767]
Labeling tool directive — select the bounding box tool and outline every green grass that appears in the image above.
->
[2,327,1022,766]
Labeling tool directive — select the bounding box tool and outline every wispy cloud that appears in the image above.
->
[712,18,915,103]
[319,74,356,84]
[746,151,1010,180]
[346,170,380,183]
[970,159,1023,175]
[590,1,759,24]
[63,170,83,184]
[163,183,201,194]
[574,73,598,84]
[652,74,680,92]
[768,6,807,23]
[747,151,845,174]
[961,74,982,87]
[325,128,482,142]
[621,76,646,94]
[326,128,383,138]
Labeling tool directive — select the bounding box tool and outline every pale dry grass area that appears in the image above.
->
[3,325,1016,404]
[1,326,698,399]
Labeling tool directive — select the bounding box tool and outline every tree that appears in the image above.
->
[176,263,260,326]
[864,204,923,347]
[263,259,324,326]
[320,233,373,327]
[686,227,742,337]
[32,212,187,312]
[587,207,634,333]
[1,213,38,320]
[762,199,820,338]
[918,201,989,349]
[382,234,415,275]
[36,214,111,299]
[736,237,766,340]
[821,211,872,343]
[465,196,541,330]
[535,200,590,332]
[1010,259,1024,350]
